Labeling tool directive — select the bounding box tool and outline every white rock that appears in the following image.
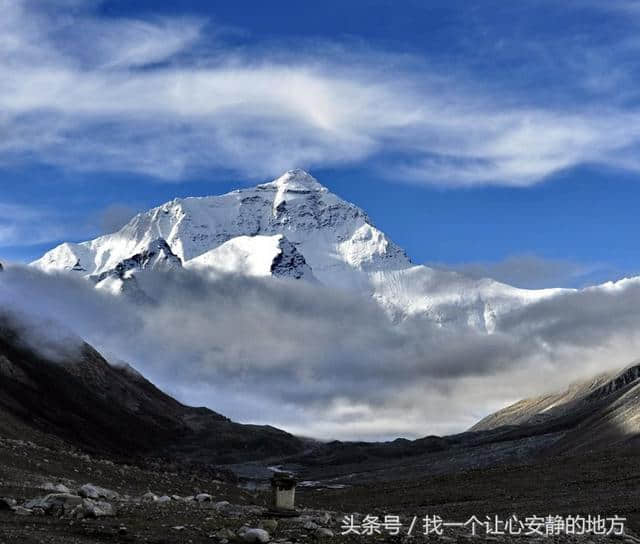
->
[141,491,158,502]
[77,499,115,518]
[241,528,270,543]
[13,506,32,516]
[42,483,71,494]
[195,493,213,502]
[79,484,119,501]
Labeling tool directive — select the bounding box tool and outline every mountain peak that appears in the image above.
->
[261,169,327,193]
[258,169,328,217]
[33,169,413,290]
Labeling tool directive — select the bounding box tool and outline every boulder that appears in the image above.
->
[88,500,115,517]
[156,495,171,503]
[141,491,158,502]
[24,493,83,514]
[42,483,71,494]
[72,498,115,518]
[195,493,212,502]
[240,528,270,543]
[79,483,119,501]
[315,528,334,538]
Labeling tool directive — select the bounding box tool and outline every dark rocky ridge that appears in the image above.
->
[0,313,304,464]
[270,236,313,280]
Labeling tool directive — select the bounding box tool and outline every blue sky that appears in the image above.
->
[3,0,640,288]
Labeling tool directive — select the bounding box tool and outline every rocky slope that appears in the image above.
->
[470,361,640,454]
[0,312,304,463]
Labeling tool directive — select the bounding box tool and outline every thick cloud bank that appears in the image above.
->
[2,265,640,440]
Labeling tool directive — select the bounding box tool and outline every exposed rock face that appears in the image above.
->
[270,236,313,280]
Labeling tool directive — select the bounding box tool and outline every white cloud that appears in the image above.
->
[4,265,640,440]
[1,0,640,186]
[438,254,614,289]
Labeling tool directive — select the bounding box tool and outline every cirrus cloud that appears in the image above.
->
[1,0,640,186]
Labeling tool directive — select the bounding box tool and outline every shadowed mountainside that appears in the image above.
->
[0,313,304,464]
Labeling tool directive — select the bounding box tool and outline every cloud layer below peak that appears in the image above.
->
[4,264,640,441]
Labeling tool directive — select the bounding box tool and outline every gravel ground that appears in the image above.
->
[1,436,639,543]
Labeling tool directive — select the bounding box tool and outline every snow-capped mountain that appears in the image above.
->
[34,169,408,285]
[32,169,563,329]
